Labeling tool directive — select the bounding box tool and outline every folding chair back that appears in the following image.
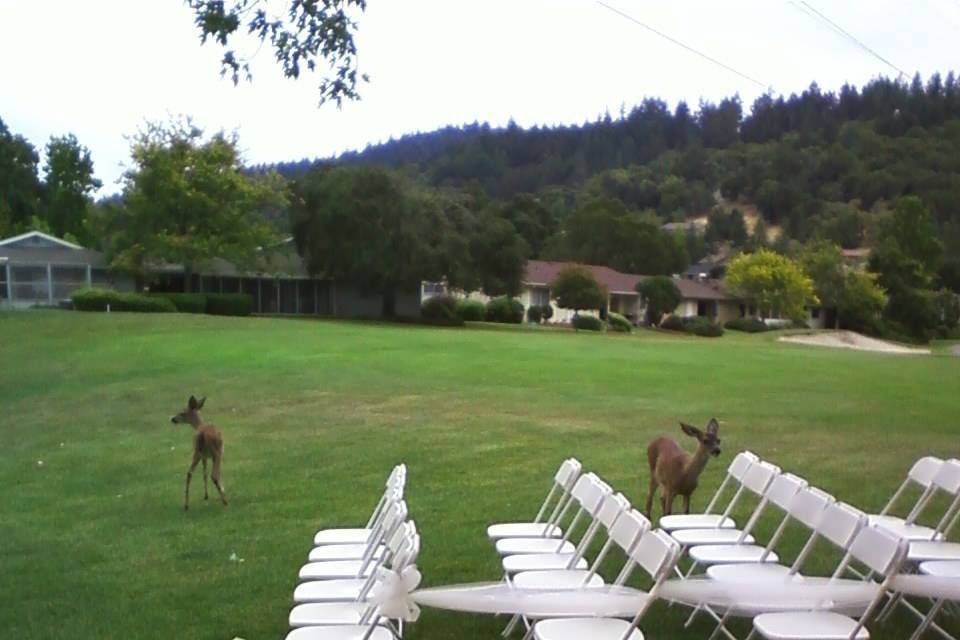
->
[596,492,631,530]
[818,501,868,551]
[848,525,909,576]
[609,509,651,553]
[631,529,682,581]
[766,473,808,511]
[788,486,835,530]
[554,458,582,488]
[743,461,781,497]
[879,456,943,518]
[531,458,583,525]
[701,451,759,514]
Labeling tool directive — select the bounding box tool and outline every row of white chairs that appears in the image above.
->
[285,464,419,640]
[487,459,684,640]
[488,455,960,640]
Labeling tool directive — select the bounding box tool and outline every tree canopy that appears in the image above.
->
[187,0,367,106]
[550,265,608,313]
[726,249,818,322]
[108,121,286,289]
[636,276,681,326]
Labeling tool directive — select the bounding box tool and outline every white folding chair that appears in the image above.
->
[312,465,406,547]
[701,498,866,640]
[488,458,582,541]
[530,529,682,640]
[308,486,403,562]
[903,560,960,640]
[289,525,420,630]
[751,525,910,640]
[294,523,421,604]
[660,451,759,532]
[500,474,613,574]
[496,473,613,557]
[299,502,409,582]
[868,456,948,542]
[679,462,782,574]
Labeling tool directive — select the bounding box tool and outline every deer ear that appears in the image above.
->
[188,395,198,410]
[680,422,702,438]
[706,418,719,435]
[197,396,206,409]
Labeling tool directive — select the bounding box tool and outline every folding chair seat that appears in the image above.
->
[752,525,910,640]
[531,530,681,640]
[487,458,581,541]
[313,465,406,547]
[299,510,410,583]
[660,451,758,532]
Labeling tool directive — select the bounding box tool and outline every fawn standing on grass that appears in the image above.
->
[171,395,228,510]
[645,418,722,519]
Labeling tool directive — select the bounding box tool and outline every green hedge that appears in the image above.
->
[683,316,725,337]
[607,312,633,333]
[149,293,207,314]
[422,294,459,323]
[660,315,685,331]
[572,314,604,331]
[725,317,769,333]
[485,297,524,324]
[455,299,487,322]
[73,288,176,313]
[205,293,253,317]
[527,305,543,323]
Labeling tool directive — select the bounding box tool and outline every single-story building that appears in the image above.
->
[0,231,420,317]
[424,260,749,325]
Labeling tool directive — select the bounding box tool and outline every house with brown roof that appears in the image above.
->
[425,259,746,325]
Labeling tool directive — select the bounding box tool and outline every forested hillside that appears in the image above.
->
[261,73,960,266]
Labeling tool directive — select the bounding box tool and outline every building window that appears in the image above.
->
[422,282,446,296]
[52,265,88,300]
[530,287,550,306]
[10,265,49,301]
[811,307,821,319]
[0,266,7,300]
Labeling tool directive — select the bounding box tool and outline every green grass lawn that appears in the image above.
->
[1,311,958,640]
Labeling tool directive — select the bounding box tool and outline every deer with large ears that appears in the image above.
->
[645,418,721,519]
[171,395,227,510]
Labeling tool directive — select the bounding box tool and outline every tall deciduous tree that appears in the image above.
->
[43,134,101,243]
[187,0,367,106]
[551,265,607,314]
[726,249,818,322]
[468,211,528,297]
[0,117,42,235]
[111,120,285,289]
[291,166,454,317]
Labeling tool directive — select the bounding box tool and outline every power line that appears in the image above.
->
[596,1,771,91]
[797,1,909,80]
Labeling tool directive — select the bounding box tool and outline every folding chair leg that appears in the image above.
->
[900,597,959,640]
[707,609,738,640]
[877,590,902,622]
[685,604,702,628]
[909,599,946,640]
[501,573,521,637]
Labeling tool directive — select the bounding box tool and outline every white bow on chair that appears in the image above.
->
[370,566,423,622]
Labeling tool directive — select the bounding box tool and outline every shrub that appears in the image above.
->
[684,316,725,337]
[485,296,524,324]
[607,312,632,333]
[150,293,207,313]
[572,314,604,331]
[539,304,554,322]
[72,288,175,313]
[205,293,253,317]
[660,315,685,331]
[422,294,459,322]
[455,299,486,322]
[527,305,543,323]
[636,276,682,325]
[725,317,770,333]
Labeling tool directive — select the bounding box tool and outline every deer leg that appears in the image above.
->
[663,491,674,516]
[202,458,209,500]
[645,476,658,518]
[683,494,691,514]
[211,452,228,506]
[185,452,201,511]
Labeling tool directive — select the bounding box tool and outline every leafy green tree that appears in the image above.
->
[187,0,367,106]
[705,208,748,247]
[42,134,101,243]
[812,203,865,249]
[499,193,556,258]
[801,241,885,330]
[726,249,818,322]
[292,166,457,317]
[551,265,607,314]
[468,211,528,297]
[111,120,285,290]
[636,276,682,326]
[0,117,42,233]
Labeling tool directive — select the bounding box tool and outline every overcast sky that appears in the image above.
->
[3,0,959,194]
